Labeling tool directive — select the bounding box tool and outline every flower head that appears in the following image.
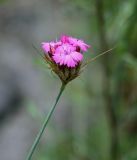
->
[41,35,90,84]
[53,43,83,67]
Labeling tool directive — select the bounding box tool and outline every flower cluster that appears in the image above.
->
[41,35,90,84]
[42,35,90,67]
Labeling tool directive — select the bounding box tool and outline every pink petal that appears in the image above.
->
[55,41,62,47]
[65,55,77,67]
[53,54,62,63]
[78,41,90,51]
[68,37,90,52]
[55,46,65,55]
[60,35,69,43]
[59,55,66,65]
[68,37,77,44]
[41,42,50,53]
[41,41,59,53]
[53,53,66,65]
[71,52,83,62]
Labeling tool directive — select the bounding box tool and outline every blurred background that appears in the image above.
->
[0,0,137,160]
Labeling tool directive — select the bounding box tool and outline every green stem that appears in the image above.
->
[26,83,66,160]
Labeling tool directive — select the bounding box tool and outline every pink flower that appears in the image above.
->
[41,35,90,68]
[41,35,90,83]
[53,44,83,67]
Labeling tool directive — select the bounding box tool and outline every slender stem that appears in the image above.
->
[26,83,66,160]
